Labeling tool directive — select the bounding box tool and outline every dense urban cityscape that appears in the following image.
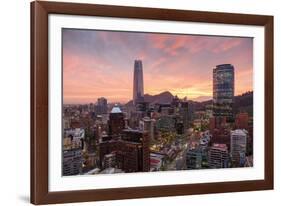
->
[62,61,253,176]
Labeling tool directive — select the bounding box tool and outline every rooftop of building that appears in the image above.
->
[104,152,117,158]
[100,167,124,174]
[216,64,233,67]
[64,128,85,138]
[212,143,228,151]
[97,97,107,100]
[122,128,144,133]
[143,116,152,121]
[120,139,142,145]
[110,105,122,113]
[150,152,165,159]
[231,129,248,136]
[99,136,143,145]
[214,64,234,71]
[150,158,161,164]
[64,128,84,132]
[187,147,205,154]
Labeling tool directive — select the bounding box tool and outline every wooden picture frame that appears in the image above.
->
[31,0,274,204]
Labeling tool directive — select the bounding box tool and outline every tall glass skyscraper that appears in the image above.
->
[133,60,144,105]
[213,64,235,120]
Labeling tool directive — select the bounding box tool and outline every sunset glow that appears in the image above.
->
[63,29,253,104]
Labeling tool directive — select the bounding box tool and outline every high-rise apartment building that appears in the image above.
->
[213,64,235,120]
[108,106,125,136]
[133,60,144,105]
[121,129,150,172]
[63,128,85,176]
[140,117,155,141]
[94,97,108,115]
[209,143,229,168]
[230,129,247,166]
[99,129,150,172]
[180,101,189,130]
[63,148,83,176]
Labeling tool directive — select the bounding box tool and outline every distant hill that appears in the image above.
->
[143,91,174,104]
[190,96,212,102]
[126,91,253,116]
[126,91,174,106]
[187,99,212,111]
[233,91,253,115]
[191,91,253,115]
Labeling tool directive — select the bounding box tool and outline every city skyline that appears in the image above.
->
[62,33,253,175]
[63,29,253,104]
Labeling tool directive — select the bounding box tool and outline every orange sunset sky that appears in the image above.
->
[63,29,253,104]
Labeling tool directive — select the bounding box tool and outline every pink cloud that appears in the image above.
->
[149,35,170,49]
[149,35,193,56]
[63,49,132,103]
[212,39,242,53]
[63,30,252,103]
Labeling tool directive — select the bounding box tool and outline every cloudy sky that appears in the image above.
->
[63,29,253,104]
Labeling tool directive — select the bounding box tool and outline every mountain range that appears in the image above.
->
[126,90,253,115]
[126,91,175,106]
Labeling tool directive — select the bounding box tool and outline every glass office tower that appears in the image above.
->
[213,64,235,120]
[133,60,144,105]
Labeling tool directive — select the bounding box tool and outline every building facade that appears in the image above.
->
[235,112,249,130]
[140,117,155,141]
[230,129,247,166]
[213,64,235,120]
[121,129,150,172]
[108,106,125,136]
[63,128,85,176]
[94,97,108,115]
[180,101,189,130]
[99,129,150,173]
[63,148,83,176]
[186,148,203,169]
[208,143,229,168]
[133,60,144,105]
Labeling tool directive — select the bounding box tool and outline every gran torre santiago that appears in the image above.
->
[133,60,144,105]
